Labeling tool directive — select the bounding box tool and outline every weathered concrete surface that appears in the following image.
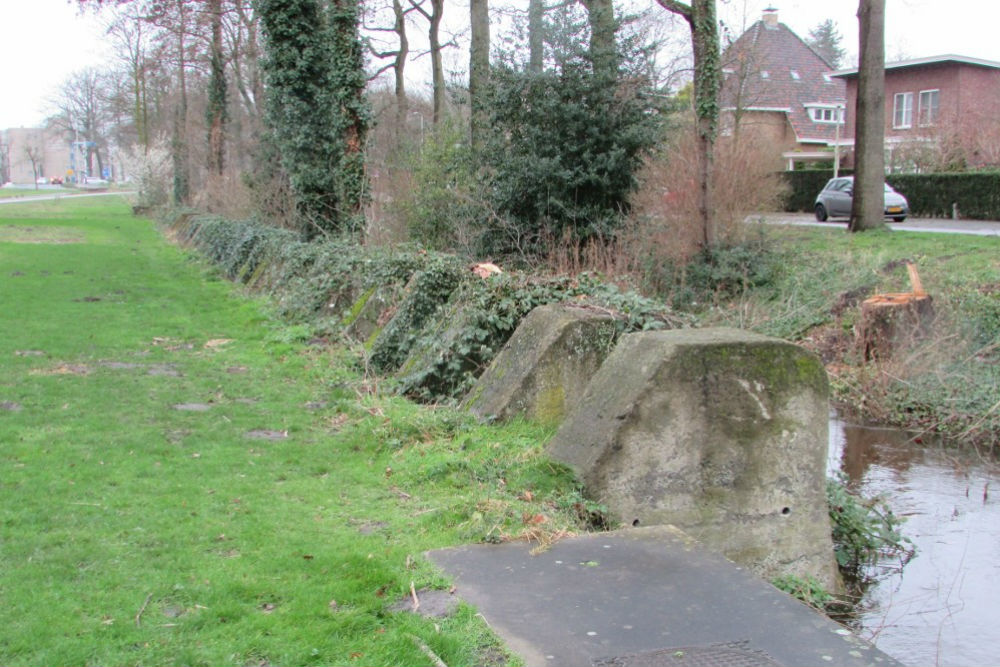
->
[428,526,900,667]
[546,328,839,589]
[465,303,619,426]
[341,285,399,346]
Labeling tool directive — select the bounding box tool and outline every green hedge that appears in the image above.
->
[885,172,1000,219]
[781,170,1000,219]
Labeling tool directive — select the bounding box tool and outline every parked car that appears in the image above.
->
[814,176,909,222]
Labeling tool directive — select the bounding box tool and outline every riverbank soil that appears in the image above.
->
[0,197,594,666]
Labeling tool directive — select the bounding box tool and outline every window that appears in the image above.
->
[893,92,913,128]
[807,106,844,124]
[919,89,940,126]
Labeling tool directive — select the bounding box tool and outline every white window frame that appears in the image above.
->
[893,92,914,129]
[918,89,940,126]
[806,105,845,124]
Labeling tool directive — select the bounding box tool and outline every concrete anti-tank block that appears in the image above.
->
[465,303,619,426]
[546,327,840,589]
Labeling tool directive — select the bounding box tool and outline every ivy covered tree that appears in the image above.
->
[258,0,369,238]
[655,0,720,248]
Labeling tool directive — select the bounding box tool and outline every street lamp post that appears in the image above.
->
[834,104,844,178]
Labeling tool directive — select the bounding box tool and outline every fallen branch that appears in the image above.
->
[135,593,153,627]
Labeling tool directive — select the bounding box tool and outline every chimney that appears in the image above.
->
[763,7,779,27]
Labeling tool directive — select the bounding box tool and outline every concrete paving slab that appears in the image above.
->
[428,526,901,667]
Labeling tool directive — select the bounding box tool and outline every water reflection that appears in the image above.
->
[828,415,1000,667]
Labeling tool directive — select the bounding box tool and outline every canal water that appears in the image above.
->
[828,417,1000,667]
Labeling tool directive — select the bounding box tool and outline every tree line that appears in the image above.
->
[62,0,883,257]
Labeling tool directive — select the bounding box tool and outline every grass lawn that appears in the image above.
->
[0,197,586,666]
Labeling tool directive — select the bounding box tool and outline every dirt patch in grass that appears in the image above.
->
[389,588,460,618]
[173,403,213,412]
[246,429,288,440]
[30,363,90,376]
[1,401,22,412]
[0,226,85,244]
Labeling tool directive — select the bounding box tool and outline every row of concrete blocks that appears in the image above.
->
[463,303,841,591]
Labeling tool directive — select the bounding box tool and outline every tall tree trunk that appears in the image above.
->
[429,0,444,124]
[581,0,616,82]
[392,0,409,133]
[206,0,227,176]
[469,0,489,148]
[528,0,544,73]
[657,0,720,248]
[330,0,370,225]
[410,0,445,123]
[172,0,190,204]
[849,0,886,232]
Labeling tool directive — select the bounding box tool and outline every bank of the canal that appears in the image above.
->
[829,418,1000,666]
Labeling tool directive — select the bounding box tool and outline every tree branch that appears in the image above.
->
[655,0,691,21]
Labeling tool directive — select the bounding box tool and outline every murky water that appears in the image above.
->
[828,417,1000,667]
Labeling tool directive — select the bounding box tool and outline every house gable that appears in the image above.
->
[720,12,846,147]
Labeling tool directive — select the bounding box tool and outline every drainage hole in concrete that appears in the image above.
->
[632,519,640,527]
[781,507,791,515]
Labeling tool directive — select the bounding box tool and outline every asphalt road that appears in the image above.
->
[750,211,1000,236]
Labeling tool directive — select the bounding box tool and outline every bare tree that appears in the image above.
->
[366,0,415,133]
[24,141,44,190]
[51,68,110,178]
[655,0,721,248]
[849,0,885,232]
[409,0,446,124]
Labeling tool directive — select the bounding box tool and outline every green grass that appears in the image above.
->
[0,197,591,666]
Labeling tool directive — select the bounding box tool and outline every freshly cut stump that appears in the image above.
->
[857,292,934,360]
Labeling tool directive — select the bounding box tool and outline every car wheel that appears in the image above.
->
[815,204,828,222]
[892,216,906,222]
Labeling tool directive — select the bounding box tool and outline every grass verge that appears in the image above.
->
[0,197,597,666]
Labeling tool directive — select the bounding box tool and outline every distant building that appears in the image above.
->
[720,8,848,170]
[831,55,1000,172]
[1,126,69,184]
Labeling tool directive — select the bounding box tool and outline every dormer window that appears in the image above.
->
[806,104,844,124]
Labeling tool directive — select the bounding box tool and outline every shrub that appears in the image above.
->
[476,64,663,260]
[626,127,787,299]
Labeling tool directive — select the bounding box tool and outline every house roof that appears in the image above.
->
[720,16,846,144]
[831,54,1000,78]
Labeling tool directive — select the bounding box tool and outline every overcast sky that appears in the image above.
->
[2,0,1000,129]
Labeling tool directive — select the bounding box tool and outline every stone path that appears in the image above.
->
[429,526,902,667]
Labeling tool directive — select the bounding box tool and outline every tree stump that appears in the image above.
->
[857,292,934,360]
[857,262,934,360]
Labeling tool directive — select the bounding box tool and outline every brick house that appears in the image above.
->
[1,126,68,185]
[831,55,1000,171]
[720,8,847,170]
